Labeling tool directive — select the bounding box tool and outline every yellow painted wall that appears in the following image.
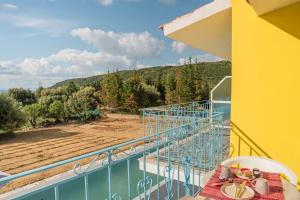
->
[231,0,300,184]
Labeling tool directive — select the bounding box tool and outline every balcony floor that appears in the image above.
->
[133,179,199,200]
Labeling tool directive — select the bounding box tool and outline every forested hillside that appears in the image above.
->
[0,61,230,133]
[52,61,231,109]
[53,61,231,104]
[54,61,231,88]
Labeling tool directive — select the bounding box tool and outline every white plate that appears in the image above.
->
[234,169,254,180]
[221,183,255,200]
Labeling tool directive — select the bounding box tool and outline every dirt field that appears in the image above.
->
[0,114,144,193]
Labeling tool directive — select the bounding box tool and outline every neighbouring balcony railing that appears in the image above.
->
[0,101,229,200]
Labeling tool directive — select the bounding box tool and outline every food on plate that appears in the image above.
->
[234,168,254,180]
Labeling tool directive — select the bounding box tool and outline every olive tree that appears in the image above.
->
[23,103,44,127]
[65,87,100,121]
[48,101,64,122]
[8,88,36,105]
[0,95,26,132]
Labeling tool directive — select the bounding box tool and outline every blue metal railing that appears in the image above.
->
[0,101,228,200]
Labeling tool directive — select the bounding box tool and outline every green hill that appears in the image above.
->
[52,61,231,89]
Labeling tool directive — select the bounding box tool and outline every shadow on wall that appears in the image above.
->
[260,2,300,40]
[231,121,300,188]
[230,121,271,158]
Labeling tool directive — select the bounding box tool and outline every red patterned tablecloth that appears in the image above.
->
[199,166,284,200]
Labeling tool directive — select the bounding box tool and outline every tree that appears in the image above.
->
[175,68,183,103]
[8,88,36,105]
[35,86,44,99]
[200,81,210,100]
[176,66,196,103]
[23,103,44,127]
[65,87,100,121]
[48,101,64,122]
[122,73,144,112]
[65,81,79,96]
[88,80,101,91]
[101,72,123,107]
[141,83,160,107]
[38,87,68,113]
[156,72,166,103]
[123,74,160,112]
[0,95,26,132]
[165,73,177,104]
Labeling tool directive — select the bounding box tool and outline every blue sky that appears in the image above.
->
[0,0,220,90]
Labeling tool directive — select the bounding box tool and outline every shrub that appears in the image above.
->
[0,94,26,132]
[65,87,100,121]
[78,109,101,121]
[23,103,44,127]
[48,101,64,122]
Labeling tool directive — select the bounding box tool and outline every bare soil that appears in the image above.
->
[0,113,143,193]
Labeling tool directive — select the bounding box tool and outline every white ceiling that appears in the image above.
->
[162,0,232,60]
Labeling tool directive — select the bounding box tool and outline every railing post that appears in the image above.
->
[184,156,191,196]
[54,185,59,200]
[156,134,160,200]
[191,108,195,196]
[177,159,180,199]
[167,137,171,199]
[108,150,113,200]
[143,145,147,199]
[84,175,89,200]
[164,165,174,200]
[127,158,131,200]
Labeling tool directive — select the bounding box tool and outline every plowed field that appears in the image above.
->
[0,114,143,193]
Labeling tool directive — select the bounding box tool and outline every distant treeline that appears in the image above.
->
[0,61,231,133]
[53,61,231,90]
[54,61,231,105]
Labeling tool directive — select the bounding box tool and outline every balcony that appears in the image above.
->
[0,100,231,200]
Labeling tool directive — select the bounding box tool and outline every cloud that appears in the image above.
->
[71,27,164,60]
[0,61,20,75]
[1,3,18,9]
[98,0,113,6]
[0,26,166,89]
[0,13,75,36]
[0,49,134,78]
[98,0,141,6]
[50,48,133,70]
[0,74,66,90]
[0,47,138,88]
[20,58,63,76]
[195,53,223,62]
[158,0,176,6]
[171,41,188,54]
[178,58,186,65]
[179,54,223,64]
[135,62,153,69]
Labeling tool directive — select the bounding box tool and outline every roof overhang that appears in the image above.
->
[161,0,232,61]
[248,0,300,15]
